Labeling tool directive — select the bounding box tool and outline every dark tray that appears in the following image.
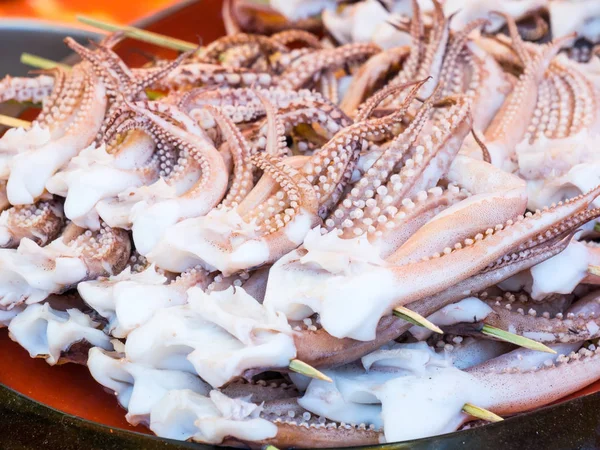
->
[0,383,599,450]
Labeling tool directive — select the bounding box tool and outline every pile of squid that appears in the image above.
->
[1,0,600,447]
[247,0,600,62]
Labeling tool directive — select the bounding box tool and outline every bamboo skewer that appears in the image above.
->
[289,359,333,382]
[393,306,444,334]
[77,16,197,51]
[481,324,556,354]
[395,307,556,353]
[20,53,71,71]
[462,403,504,422]
[0,114,31,129]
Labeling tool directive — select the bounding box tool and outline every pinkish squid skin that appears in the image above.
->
[237,335,600,449]
[64,37,192,140]
[475,17,577,170]
[141,92,322,275]
[53,37,192,227]
[284,187,600,368]
[467,341,600,416]
[475,290,600,345]
[181,87,352,157]
[159,63,275,91]
[339,46,410,116]
[274,340,600,447]
[222,0,324,37]
[0,73,55,104]
[0,63,106,246]
[113,100,229,256]
[0,198,64,248]
[144,81,434,276]
[196,33,288,65]
[0,221,131,310]
[6,63,107,205]
[276,42,381,91]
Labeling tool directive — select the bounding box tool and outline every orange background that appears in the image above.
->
[0,0,179,24]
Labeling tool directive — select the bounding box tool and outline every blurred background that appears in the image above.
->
[0,0,180,24]
[0,0,222,78]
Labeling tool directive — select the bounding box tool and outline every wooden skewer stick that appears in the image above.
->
[20,53,71,71]
[481,324,556,354]
[589,265,600,277]
[0,114,31,129]
[289,359,332,382]
[462,403,504,422]
[393,306,443,334]
[77,16,196,52]
[393,306,554,353]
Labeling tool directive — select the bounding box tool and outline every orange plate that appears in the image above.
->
[1,0,600,434]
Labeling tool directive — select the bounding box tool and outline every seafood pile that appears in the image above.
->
[1,0,600,447]
[266,0,600,60]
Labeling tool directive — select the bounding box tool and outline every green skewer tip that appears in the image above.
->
[21,53,71,71]
[289,359,332,382]
[462,403,504,423]
[393,306,443,334]
[482,324,556,354]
